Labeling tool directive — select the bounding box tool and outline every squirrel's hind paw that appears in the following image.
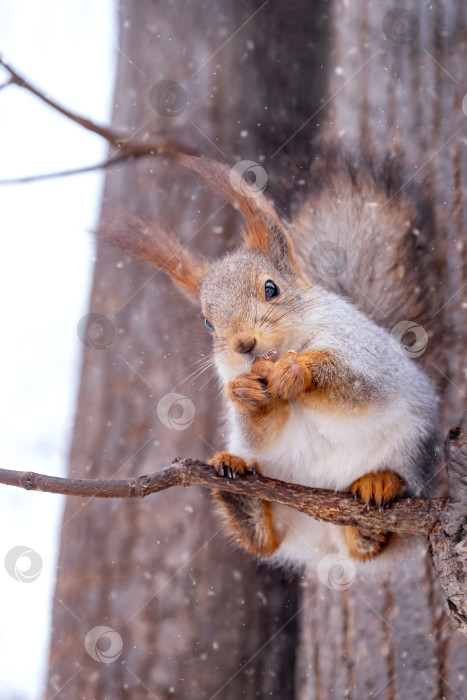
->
[346,471,404,560]
[344,526,392,561]
[210,451,259,479]
[350,470,404,508]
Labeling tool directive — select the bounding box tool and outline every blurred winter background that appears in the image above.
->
[0,1,115,697]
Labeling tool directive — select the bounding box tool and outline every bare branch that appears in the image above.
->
[0,57,123,146]
[0,460,445,537]
[0,59,199,172]
[0,155,131,185]
[0,142,201,186]
[0,61,244,200]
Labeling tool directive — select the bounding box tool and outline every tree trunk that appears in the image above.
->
[296,1,467,698]
[46,1,330,698]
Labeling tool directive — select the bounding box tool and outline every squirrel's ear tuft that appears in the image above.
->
[97,214,207,301]
[239,218,300,274]
[259,221,300,273]
[177,155,300,272]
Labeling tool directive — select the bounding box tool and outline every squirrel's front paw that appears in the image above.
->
[210,451,259,479]
[252,352,311,400]
[226,373,273,412]
[350,470,404,509]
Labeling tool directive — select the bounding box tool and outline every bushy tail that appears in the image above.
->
[289,145,444,369]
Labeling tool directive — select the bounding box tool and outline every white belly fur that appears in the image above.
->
[228,397,419,569]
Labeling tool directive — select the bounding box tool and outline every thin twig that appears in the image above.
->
[0,57,124,146]
[0,155,130,185]
[0,461,446,537]
[0,58,199,184]
[0,77,13,91]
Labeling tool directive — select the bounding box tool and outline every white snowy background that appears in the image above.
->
[0,1,115,697]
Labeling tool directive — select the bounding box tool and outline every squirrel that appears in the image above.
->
[100,145,443,566]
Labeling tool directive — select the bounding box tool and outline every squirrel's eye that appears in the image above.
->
[265,280,280,301]
[204,318,214,332]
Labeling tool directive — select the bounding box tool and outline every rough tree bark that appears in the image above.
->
[430,417,467,635]
[46,2,331,698]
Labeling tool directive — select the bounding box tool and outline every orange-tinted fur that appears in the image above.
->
[210,453,280,557]
[98,214,207,299]
[349,471,405,506]
[99,152,440,565]
[343,527,393,561]
[343,471,405,560]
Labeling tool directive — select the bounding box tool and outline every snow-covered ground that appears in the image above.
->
[0,1,115,697]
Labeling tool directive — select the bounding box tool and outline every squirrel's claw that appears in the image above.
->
[211,452,260,480]
[349,470,404,508]
[226,373,273,412]
[259,352,311,400]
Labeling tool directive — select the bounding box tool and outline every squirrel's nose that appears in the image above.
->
[235,337,256,354]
